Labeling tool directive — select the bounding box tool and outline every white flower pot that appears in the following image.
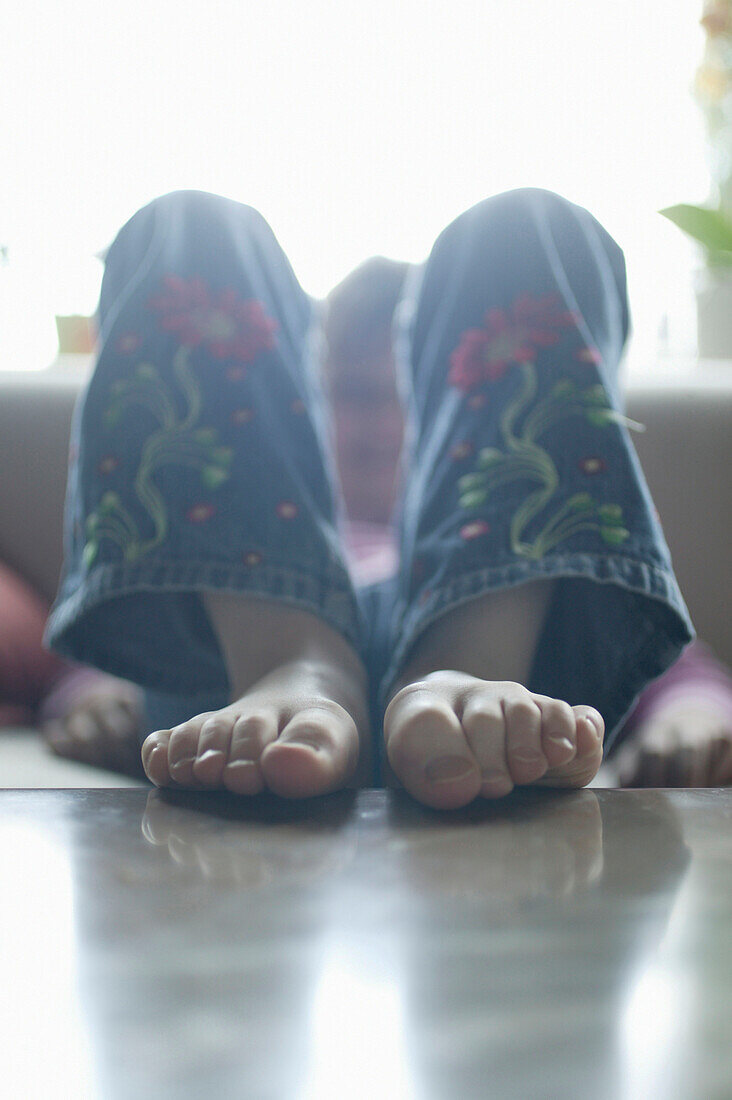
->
[693,265,732,358]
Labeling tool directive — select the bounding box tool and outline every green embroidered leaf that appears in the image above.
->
[104,407,121,427]
[582,384,609,407]
[551,379,577,399]
[600,526,630,546]
[201,465,229,490]
[598,503,624,524]
[460,489,488,508]
[85,514,99,533]
[135,362,157,381]
[586,407,612,428]
[567,492,595,512]
[477,447,504,469]
[458,473,486,492]
[82,541,99,567]
[99,492,120,513]
[111,380,127,395]
[193,428,217,445]
[213,446,234,465]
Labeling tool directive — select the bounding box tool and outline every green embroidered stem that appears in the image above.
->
[87,524,127,551]
[173,347,202,431]
[536,519,602,555]
[502,361,537,448]
[460,456,546,491]
[89,512,133,544]
[109,387,176,431]
[509,477,558,557]
[523,402,587,443]
[521,388,574,441]
[101,497,138,539]
[531,493,592,544]
[132,471,168,559]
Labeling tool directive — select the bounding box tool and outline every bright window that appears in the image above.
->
[0,0,710,373]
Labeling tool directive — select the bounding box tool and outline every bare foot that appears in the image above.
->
[614,699,732,787]
[384,670,604,810]
[42,673,145,777]
[141,657,369,798]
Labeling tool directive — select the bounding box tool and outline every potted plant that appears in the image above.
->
[659,0,732,358]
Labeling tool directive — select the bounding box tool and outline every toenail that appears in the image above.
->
[584,713,604,739]
[292,737,322,751]
[481,770,512,789]
[224,760,258,773]
[424,756,476,783]
[197,749,225,764]
[170,755,196,770]
[511,750,543,764]
[546,735,574,752]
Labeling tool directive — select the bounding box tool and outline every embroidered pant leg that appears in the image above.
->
[377,187,693,753]
[45,190,364,735]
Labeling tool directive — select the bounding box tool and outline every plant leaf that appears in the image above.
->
[658,204,732,256]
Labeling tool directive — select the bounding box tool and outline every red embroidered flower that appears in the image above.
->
[97,455,119,475]
[242,551,263,567]
[186,503,215,523]
[116,332,142,354]
[226,366,247,381]
[147,276,278,362]
[276,501,298,520]
[578,456,607,475]
[450,441,474,461]
[468,394,487,410]
[231,407,254,426]
[460,520,490,540]
[575,346,602,364]
[448,293,577,392]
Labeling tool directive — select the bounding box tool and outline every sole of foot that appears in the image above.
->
[140,662,368,799]
[614,701,732,787]
[383,671,604,810]
[43,680,145,777]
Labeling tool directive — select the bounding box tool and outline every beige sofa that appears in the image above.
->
[0,359,730,786]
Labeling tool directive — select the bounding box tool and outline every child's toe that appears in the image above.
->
[461,695,514,797]
[142,729,173,786]
[536,695,578,768]
[503,691,547,784]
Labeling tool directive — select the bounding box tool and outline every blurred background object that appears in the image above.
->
[0,0,716,376]
[660,0,732,357]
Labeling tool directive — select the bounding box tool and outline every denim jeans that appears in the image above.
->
[45,187,694,783]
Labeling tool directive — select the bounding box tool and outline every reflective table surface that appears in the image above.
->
[1,787,730,1099]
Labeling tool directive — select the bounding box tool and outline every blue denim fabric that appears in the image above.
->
[45,187,694,783]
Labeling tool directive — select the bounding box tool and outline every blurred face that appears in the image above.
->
[325,349,405,525]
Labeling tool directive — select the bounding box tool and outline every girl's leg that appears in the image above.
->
[379,187,694,808]
[45,189,372,795]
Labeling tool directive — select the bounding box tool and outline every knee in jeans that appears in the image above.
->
[471,186,577,231]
